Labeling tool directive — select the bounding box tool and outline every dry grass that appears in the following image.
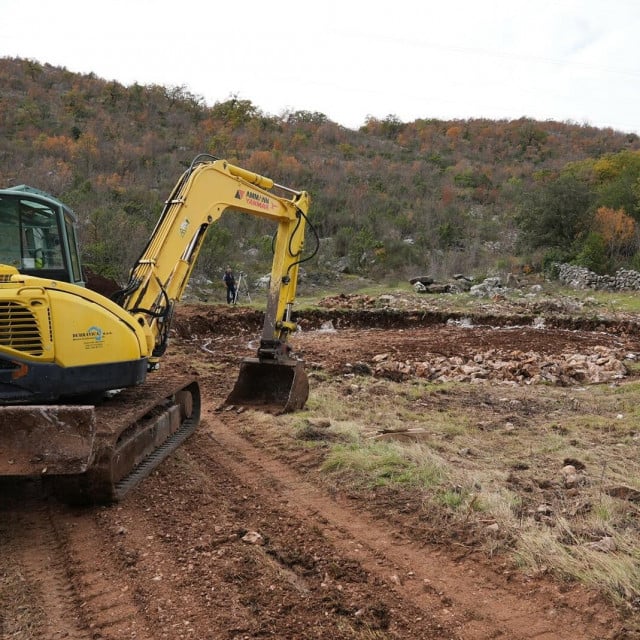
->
[286,373,640,607]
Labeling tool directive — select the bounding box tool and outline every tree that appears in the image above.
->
[575,232,608,273]
[593,151,640,218]
[516,172,593,251]
[592,206,637,263]
[282,110,327,125]
[210,96,259,127]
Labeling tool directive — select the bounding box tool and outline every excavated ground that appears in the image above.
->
[2,298,640,639]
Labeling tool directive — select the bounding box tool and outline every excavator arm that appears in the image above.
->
[114,155,310,368]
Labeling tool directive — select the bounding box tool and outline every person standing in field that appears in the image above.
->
[223,267,237,304]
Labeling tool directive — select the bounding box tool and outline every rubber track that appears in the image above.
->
[60,373,201,503]
[113,402,199,500]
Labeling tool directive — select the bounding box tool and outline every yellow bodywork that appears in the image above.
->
[0,271,149,368]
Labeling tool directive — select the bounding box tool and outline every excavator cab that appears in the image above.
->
[0,185,85,285]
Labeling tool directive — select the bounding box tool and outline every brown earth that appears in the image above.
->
[2,299,640,639]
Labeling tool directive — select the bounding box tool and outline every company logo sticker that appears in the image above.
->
[72,325,111,349]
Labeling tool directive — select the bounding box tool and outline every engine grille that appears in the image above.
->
[0,302,43,355]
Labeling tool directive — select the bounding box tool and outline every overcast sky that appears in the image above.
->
[2,0,639,133]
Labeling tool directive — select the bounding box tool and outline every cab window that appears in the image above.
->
[0,195,64,270]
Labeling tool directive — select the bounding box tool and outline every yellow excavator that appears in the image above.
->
[0,154,311,503]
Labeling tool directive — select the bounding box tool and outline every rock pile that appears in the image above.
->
[557,264,640,291]
[366,345,628,386]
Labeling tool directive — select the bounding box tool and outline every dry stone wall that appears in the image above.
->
[557,264,640,291]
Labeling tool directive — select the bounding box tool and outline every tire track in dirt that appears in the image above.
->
[162,429,458,638]
[0,480,155,640]
[149,419,460,638]
[97,455,299,639]
[0,482,88,640]
[60,507,157,640]
[204,411,617,640]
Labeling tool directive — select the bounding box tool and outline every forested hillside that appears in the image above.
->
[2,56,640,285]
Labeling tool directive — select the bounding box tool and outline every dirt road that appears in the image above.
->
[1,303,638,639]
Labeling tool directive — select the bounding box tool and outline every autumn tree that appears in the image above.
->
[592,206,637,263]
[210,96,260,127]
[592,150,640,218]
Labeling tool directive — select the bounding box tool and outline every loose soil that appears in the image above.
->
[2,299,640,639]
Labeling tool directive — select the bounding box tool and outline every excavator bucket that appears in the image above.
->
[225,358,309,414]
[0,406,96,476]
